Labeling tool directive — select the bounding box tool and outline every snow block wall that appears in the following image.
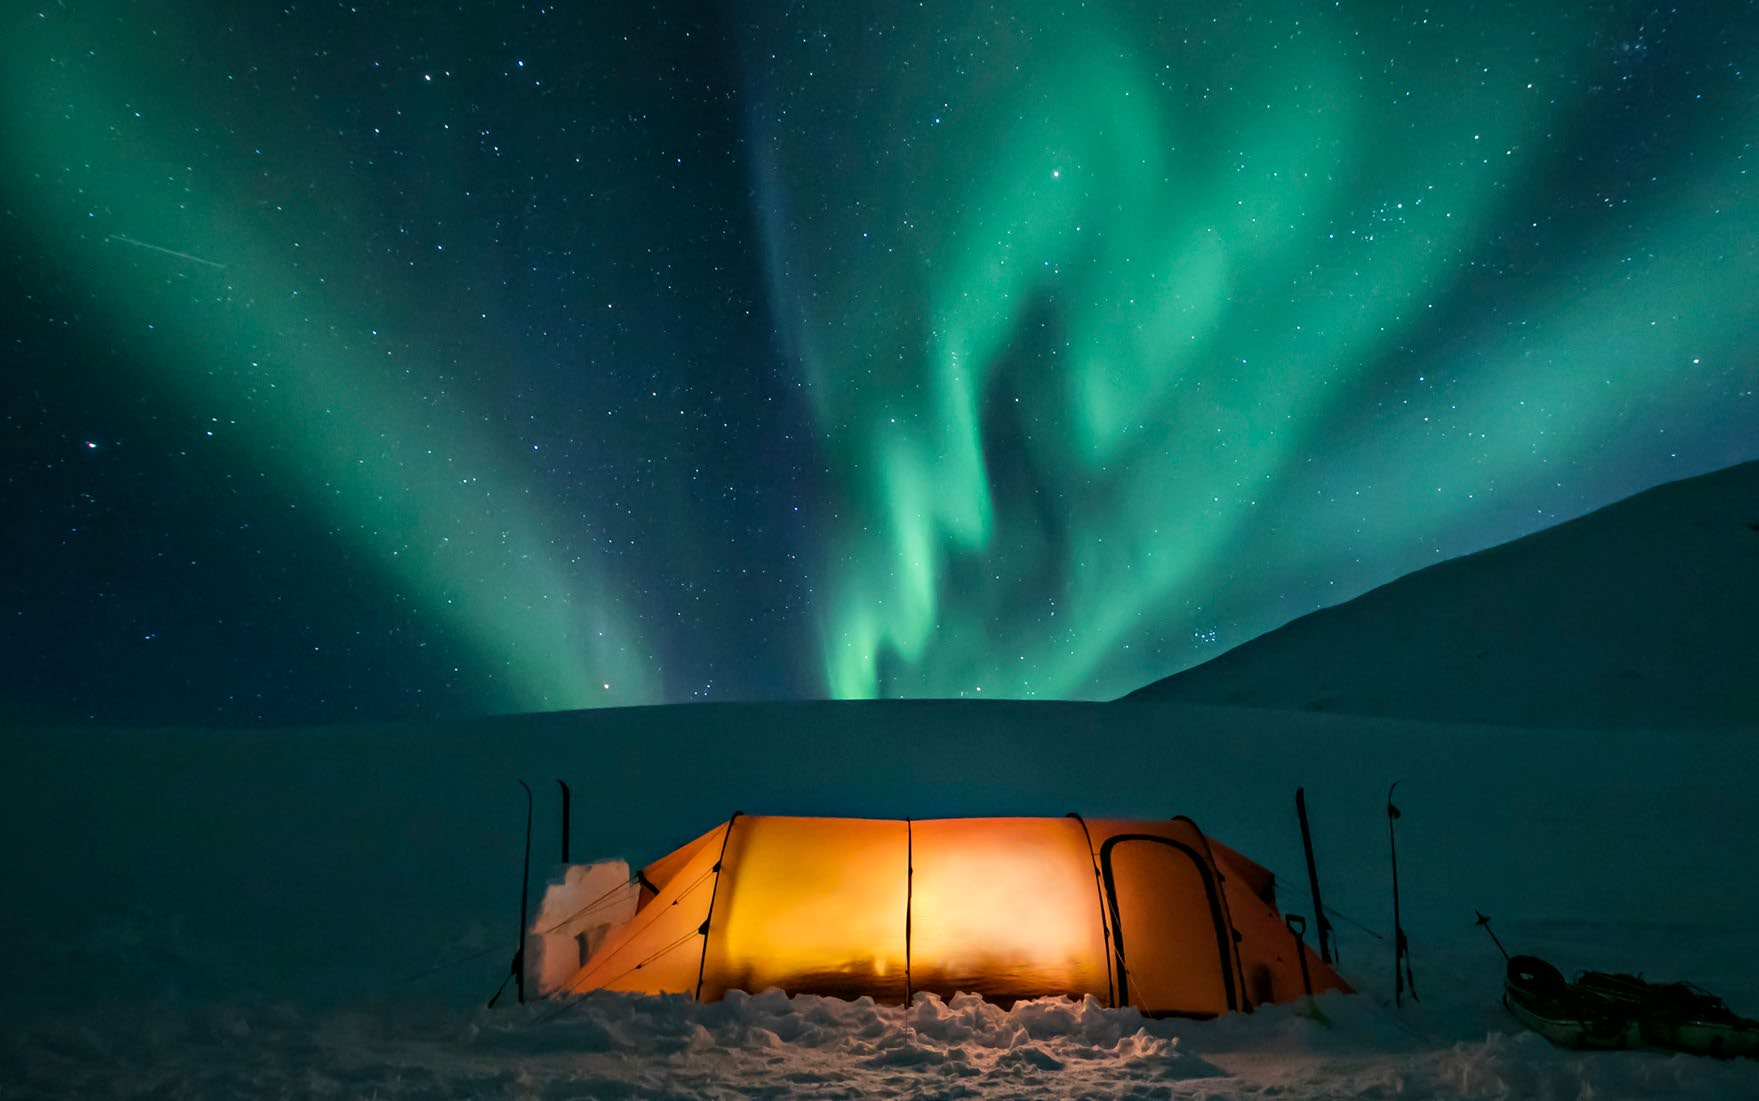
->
[528,860,637,997]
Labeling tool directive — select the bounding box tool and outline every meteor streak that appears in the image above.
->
[107,233,226,269]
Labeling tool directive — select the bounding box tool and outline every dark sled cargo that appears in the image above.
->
[1504,955,1759,1058]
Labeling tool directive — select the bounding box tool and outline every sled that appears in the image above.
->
[1504,954,1759,1057]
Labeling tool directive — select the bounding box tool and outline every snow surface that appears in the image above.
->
[1130,459,1759,728]
[4,462,1758,1098]
[5,704,1757,1098]
[11,985,1759,1099]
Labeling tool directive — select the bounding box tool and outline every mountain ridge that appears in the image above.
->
[1125,460,1759,728]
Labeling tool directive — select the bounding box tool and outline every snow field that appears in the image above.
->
[6,701,1759,1098]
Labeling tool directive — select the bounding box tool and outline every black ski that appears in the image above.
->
[1388,781,1417,1006]
[557,779,572,864]
[1295,787,1335,966]
[490,779,535,1008]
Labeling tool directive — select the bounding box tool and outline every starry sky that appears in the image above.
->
[3,1,1755,726]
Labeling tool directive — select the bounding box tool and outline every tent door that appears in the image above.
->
[1100,835,1236,1016]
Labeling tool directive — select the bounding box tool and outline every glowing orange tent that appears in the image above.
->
[531,814,1349,1017]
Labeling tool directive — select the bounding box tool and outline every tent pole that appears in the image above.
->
[693,811,743,1002]
[1173,814,1252,1012]
[1067,812,1117,1009]
[904,820,914,1008]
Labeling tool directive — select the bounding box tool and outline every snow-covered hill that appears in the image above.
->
[1128,461,1759,728]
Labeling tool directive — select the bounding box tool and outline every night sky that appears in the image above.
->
[3,1,1755,726]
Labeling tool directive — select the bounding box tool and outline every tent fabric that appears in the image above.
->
[544,814,1349,1016]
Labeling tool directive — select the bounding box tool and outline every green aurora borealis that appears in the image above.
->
[3,2,1755,720]
[747,2,1757,700]
[2,27,658,712]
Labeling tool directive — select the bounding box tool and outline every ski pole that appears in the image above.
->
[1475,911,1509,961]
[1388,782,1417,1006]
[514,779,534,1005]
[488,779,535,1008]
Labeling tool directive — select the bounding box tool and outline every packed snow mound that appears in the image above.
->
[1127,460,1759,727]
